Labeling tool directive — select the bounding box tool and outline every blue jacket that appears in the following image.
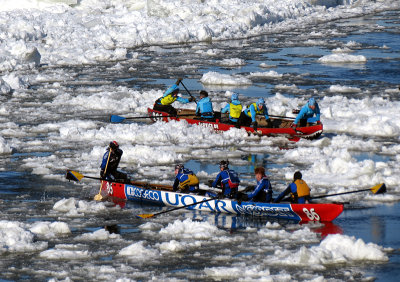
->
[244,103,269,122]
[212,169,240,197]
[173,168,198,192]
[196,97,214,118]
[294,102,320,125]
[247,176,273,203]
[221,98,241,122]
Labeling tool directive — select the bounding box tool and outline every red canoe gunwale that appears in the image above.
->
[147,108,323,140]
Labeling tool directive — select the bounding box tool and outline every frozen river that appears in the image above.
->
[1,1,400,281]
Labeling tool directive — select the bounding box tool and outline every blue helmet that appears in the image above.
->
[257,98,265,106]
[231,93,239,101]
[308,97,316,106]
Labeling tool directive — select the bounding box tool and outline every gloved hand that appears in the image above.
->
[291,123,297,129]
[251,121,258,130]
[189,97,195,102]
[100,170,105,178]
[218,193,224,199]
[176,77,183,85]
[317,120,321,125]
[207,179,213,187]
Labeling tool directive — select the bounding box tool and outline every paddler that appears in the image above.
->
[238,98,272,130]
[153,78,195,116]
[291,97,321,129]
[210,160,240,199]
[100,141,128,182]
[221,93,242,126]
[173,164,200,193]
[274,171,311,203]
[195,90,215,120]
[241,167,273,203]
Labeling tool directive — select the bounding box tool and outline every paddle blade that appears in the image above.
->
[371,183,386,194]
[93,194,103,201]
[110,115,126,123]
[136,213,155,219]
[66,170,84,182]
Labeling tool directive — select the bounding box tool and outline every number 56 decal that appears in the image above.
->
[106,182,113,195]
[302,208,320,221]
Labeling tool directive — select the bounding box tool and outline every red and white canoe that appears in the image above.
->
[147,108,323,141]
[100,180,343,222]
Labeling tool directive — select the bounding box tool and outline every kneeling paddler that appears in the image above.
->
[274,171,311,204]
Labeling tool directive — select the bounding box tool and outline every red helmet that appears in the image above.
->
[109,141,119,150]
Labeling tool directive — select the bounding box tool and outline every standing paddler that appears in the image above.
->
[153,78,195,116]
[100,141,128,182]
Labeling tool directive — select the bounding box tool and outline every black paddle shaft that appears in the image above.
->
[311,188,372,199]
[179,81,197,104]
[149,197,218,217]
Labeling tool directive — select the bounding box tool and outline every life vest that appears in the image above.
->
[197,97,214,117]
[293,179,310,198]
[222,170,240,189]
[246,103,263,117]
[178,172,199,190]
[229,103,242,119]
[160,94,177,106]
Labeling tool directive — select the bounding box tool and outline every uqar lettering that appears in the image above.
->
[236,204,296,218]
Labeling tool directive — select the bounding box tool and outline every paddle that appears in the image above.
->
[136,196,218,219]
[66,170,173,190]
[179,81,197,104]
[269,115,295,120]
[94,149,111,201]
[67,170,97,182]
[110,113,194,123]
[311,183,386,200]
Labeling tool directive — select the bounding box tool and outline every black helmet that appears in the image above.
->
[219,160,229,169]
[109,141,119,150]
[200,90,208,97]
[175,164,184,170]
[294,171,302,180]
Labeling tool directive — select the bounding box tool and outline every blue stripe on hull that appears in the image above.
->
[124,184,301,221]
[125,185,163,203]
